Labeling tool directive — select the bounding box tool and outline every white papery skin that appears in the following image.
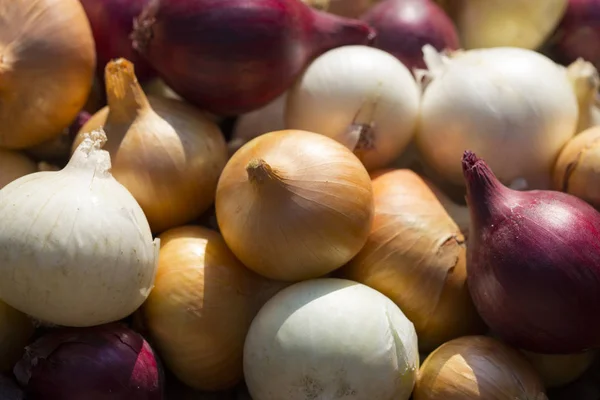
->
[286,46,421,171]
[417,46,578,189]
[243,278,419,400]
[0,130,159,327]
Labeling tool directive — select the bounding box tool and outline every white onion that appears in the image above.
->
[416,45,578,189]
[243,278,419,400]
[286,45,421,171]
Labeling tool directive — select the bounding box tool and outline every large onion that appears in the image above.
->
[216,130,374,281]
[142,226,286,391]
[0,0,96,149]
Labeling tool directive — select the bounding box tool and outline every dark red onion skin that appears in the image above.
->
[80,0,156,82]
[463,151,600,354]
[13,323,164,400]
[131,0,375,115]
[361,0,458,70]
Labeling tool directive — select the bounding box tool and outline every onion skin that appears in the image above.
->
[216,129,374,282]
[14,324,164,400]
[361,0,459,70]
[338,169,484,351]
[142,226,287,391]
[414,336,547,400]
[0,150,37,189]
[463,151,600,354]
[131,0,375,115]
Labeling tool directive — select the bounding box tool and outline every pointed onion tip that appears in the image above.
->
[462,150,481,172]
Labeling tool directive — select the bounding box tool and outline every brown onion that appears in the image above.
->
[523,350,597,388]
[142,226,286,391]
[414,336,548,400]
[0,0,96,149]
[216,130,374,281]
[75,59,228,233]
[338,169,483,351]
[0,150,37,189]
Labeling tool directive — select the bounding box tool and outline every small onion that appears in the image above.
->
[286,46,421,171]
[0,0,96,149]
[244,278,419,400]
[413,336,547,400]
[523,350,597,388]
[566,58,600,133]
[216,130,374,281]
[142,226,287,391]
[338,169,484,351]
[0,150,37,190]
[75,59,228,233]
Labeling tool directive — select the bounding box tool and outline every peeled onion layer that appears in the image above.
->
[0,0,96,149]
[143,226,287,391]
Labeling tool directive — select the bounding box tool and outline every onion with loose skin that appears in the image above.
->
[0,150,37,189]
[216,130,374,281]
[566,59,600,133]
[75,59,228,233]
[338,169,483,351]
[142,226,287,391]
[0,0,96,149]
[244,278,419,400]
[522,350,597,388]
[286,46,421,171]
[463,151,600,353]
[413,336,547,400]
[131,0,375,115]
[417,46,578,189]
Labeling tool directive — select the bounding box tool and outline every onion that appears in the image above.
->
[0,150,37,190]
[286,46,421,171]
[423,178,470,239]
[447,0,567,50]
[566,59,600,133]
[14,323,164,399]
[142,226,287,391]
[413,336,547,399]
[0,301,34,372]
[523,350,597,388]
[0,129,159,327]
[80,0,156,83]
[244,278,419,400]
[131,0,375,115]
[338,169,483,351]
[463,151,600,353]
[216,130,374,281]
[361,0,459,70]
[417,46,578,189]
[75,59,228,234]
[0,0,96,149]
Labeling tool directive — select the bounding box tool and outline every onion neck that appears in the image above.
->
[310,10,375,56]
[246,159,282,185]
[64,129,112,177]
[105,58,152,123]
[566,59,600,132]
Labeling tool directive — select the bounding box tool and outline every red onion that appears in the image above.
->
[361,0,458,70]
[462,151,600,354]
[14,324,164,399]
[80,0,156,82]
[131,0,375,115]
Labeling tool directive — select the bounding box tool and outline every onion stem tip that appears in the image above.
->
[246,159,279,184]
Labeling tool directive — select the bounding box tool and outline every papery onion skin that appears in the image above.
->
[361,0,459,70]
[216,129,374,282]
[0,0,96,149]
[14,323,164,400]
[463,151,600,354]
[523,350,597,388]
[143,226,287,391]
[131,0,375,115]
[0,150,37,189]
[413,336,547,400]
[565,59,600,133]
[339,169,483,351]
[0,301,34,373]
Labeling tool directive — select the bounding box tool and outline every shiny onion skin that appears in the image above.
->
[0,0,96,149]
[463,151,600,354]
[13,324,164,400]
[131,0,375,115]
[79,0,156,82]
[338,169,484,352]
[361,0,459,70]
[216,130,374,281]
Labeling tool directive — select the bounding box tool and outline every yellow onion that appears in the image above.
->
[216,129,374,281]
[0,0,95,149]
[553,126,600,209]
[142,226,286,391]
[338,169,483,351]
[522,350,597,388]
[0,150,37,189]
[566,59,600,134]
[0,301,34,372]
[414,336,547,400]
[75,59,228,233]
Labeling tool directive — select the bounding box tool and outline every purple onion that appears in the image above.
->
[462,151,600,354]
[14,323,164,399]
[361,0,459,70]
